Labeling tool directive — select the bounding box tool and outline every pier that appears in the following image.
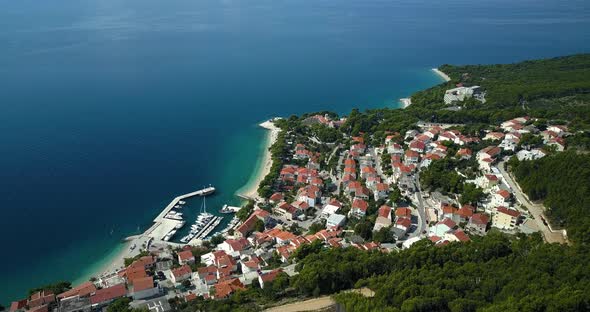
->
[140,186,215,242]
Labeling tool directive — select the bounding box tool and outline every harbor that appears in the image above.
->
[136,186,218,243]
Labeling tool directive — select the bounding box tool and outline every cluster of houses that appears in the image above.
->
[11,113,573,310]
[9,255,163,312]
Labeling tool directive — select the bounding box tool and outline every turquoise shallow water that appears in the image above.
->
[1,0,589,304]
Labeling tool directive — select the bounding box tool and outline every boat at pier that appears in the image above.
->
[219,204,241,214]
[174,221,186,229]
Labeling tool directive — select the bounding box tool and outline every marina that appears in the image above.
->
[142,186,217,243]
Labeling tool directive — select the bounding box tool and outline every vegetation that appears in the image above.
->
[236,201,255,221]
[28,281,71,296]
[509,151,590,244]
[291,233,590,312]
[124,250,149,267]
[420,159,464,194]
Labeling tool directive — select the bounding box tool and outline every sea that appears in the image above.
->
[0,0,589,304]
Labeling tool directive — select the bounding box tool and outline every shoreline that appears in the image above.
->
[79,119,282,286]
[399,98,412,109]
[432,68,451,82]
[236,119,280,202]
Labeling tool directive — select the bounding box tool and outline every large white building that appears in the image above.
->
[444,86,485,104]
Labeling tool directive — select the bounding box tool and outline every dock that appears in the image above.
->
[145,186,215,241]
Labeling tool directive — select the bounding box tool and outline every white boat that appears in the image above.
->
[175,221,186,229]
[178,200,186,205]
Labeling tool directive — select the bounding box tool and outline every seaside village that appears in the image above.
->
[9,91,572,312]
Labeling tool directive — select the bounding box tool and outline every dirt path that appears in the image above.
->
[264,296,335,312]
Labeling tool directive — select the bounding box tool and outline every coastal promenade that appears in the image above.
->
[236,118,281,201]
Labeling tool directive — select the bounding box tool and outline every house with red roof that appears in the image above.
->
[405,150,420,164]
[468,213,489,235]
[275,201,301,220]
[171,265,193,284]
[373,182,390,200]
[395,217,412,233]
[9,300,27,312]
[447,230,470,243]
[429,218,457,237]
[27,291,55,309]
[457,205,474,222]
[493,206,521,230]
[409,140,426,153]
[387,142,404,155]
[213,279,245,299]
[125,266,148,285]
[219,238,251,256]
[57,282,97,300]
[456,148,472,160]
[269,192,284,203]
[373,205,392,231]
[484,132,505,141]
[350,198,368,217]
[441,204,459,223]
[90,284,127,307]
[235,209,269,238]
[492,189,512,207]
[258,269,283,289]
[177,250,195,265]
[395,207,412,219]
[131,276,159,300]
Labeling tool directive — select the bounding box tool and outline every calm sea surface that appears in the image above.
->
[1,0,588,303]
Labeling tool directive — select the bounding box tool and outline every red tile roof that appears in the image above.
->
[57,282,97,299]
[214,278,245,299]
[90,284,126,305]
[453,230,470,242]
[177,250,194,261]
[497,206,521,218]
[497,189,511,199]
[172,265,192,279]
[352,199,368,212]
[395,207,411,218]
[133,276,155,292]
[9,300,27,312]
[470,213,489,225]
[378,205,392,218]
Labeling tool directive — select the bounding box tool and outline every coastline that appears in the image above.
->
[399,98,412,109]
[78,119,281,286]
[432,68,451,82]
[236,119,280,202]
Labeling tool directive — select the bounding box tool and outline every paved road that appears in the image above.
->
[497,160,566,244]
[409,171,427,238]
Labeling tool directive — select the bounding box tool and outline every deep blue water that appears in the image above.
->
[1,0,589,304]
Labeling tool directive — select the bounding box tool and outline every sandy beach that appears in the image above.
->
[399,98,412,109]
[432,68,451,82]
[236,118,281,201]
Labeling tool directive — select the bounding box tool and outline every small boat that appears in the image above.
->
[175,221,186,229]
[219,205,234,214]
[178,200,186,205]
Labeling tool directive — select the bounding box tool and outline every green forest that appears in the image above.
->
[509,151,590,244]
